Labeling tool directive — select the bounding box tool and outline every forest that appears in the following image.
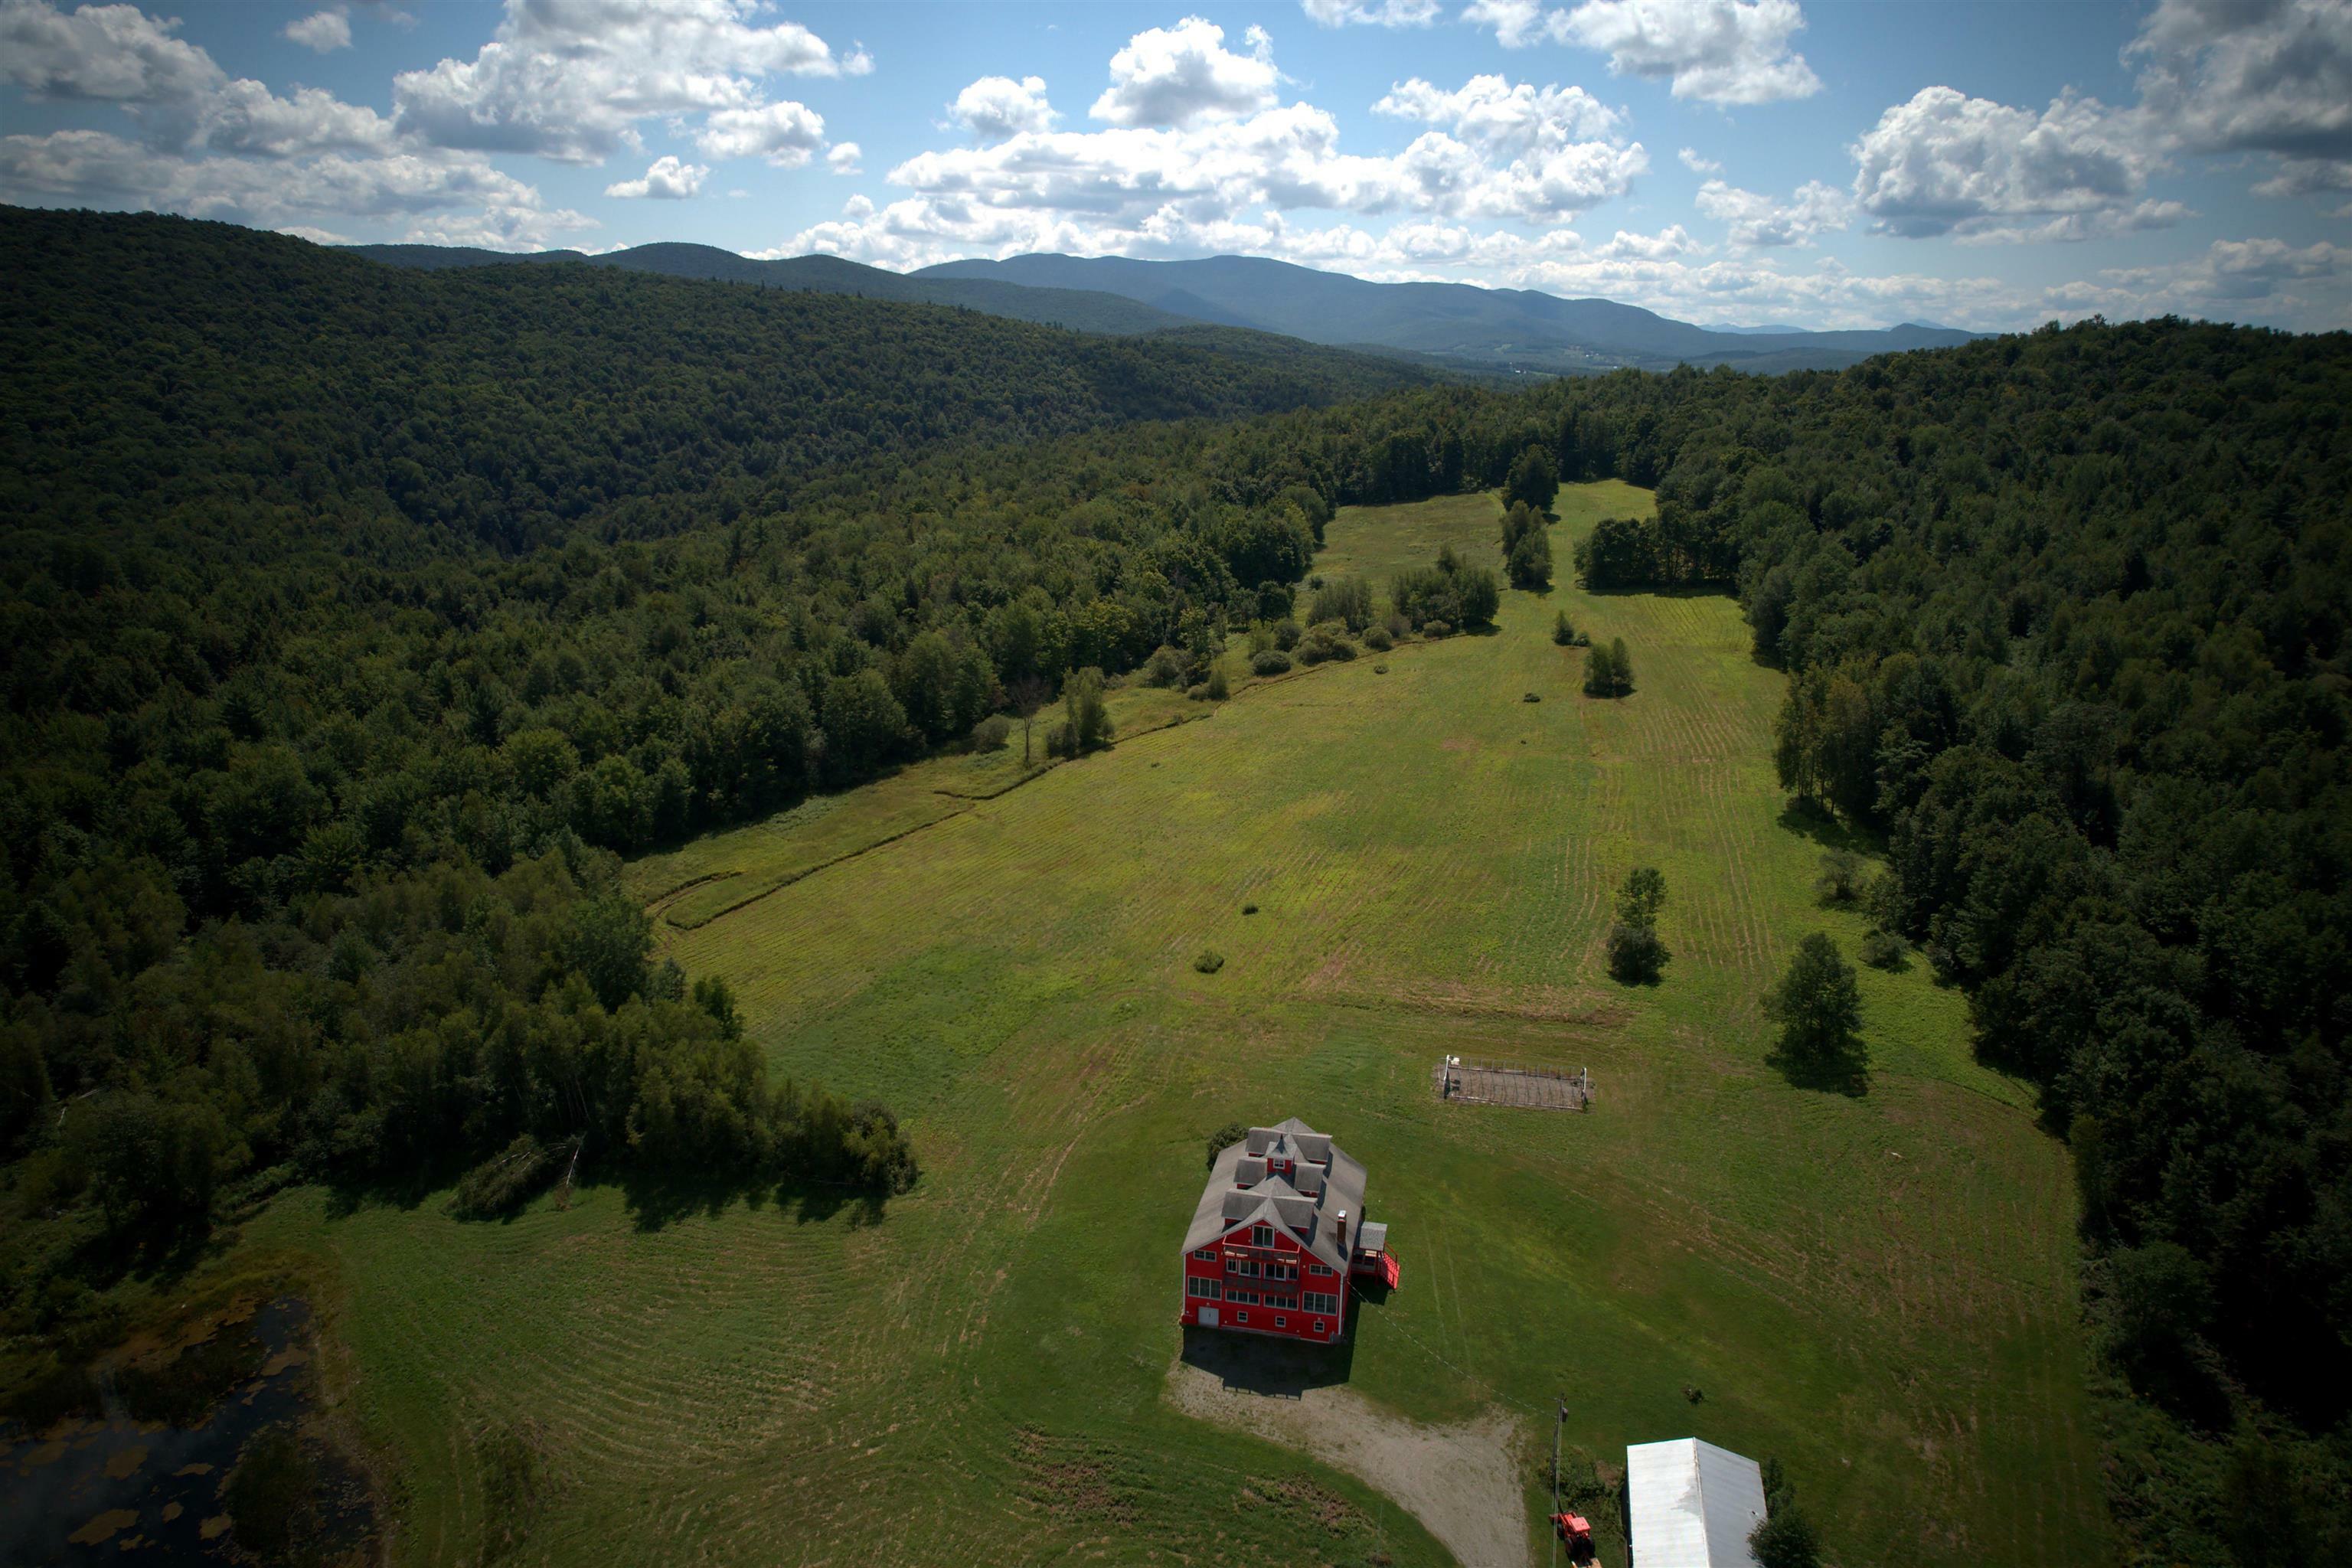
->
[2,207,2348,1561]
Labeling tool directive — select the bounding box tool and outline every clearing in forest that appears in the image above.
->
[250,485,2110,1568]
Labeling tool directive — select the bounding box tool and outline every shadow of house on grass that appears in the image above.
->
[1181,1324,1357,1400]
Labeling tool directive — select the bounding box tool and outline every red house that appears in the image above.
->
[1179,1118,1395,1344]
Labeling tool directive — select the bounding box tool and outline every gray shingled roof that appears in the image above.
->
[1183,1117,1372,1275]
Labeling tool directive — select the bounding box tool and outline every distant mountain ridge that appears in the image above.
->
[344,241,1193,336]
[348,239,1982,374]
[915,253,1981,372]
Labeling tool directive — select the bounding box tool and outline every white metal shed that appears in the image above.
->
[1624,1437,1768,1568]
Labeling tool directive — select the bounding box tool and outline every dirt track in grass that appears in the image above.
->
[1168,1350,1530,1568]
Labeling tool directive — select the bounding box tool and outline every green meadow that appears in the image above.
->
[250,487,2109,1566]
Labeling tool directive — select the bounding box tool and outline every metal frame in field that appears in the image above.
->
[1432,1058,1592,1111]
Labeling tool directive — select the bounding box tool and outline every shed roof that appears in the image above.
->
[1625,1439,1766,1568]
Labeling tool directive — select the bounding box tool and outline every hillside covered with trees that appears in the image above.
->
[2,206,2347,1560]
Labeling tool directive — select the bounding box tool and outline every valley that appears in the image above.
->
[240,491,2109,1566]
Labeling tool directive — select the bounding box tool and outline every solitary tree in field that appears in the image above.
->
[1606,867,1670,983]
[1010,675,1050,764]
[1583,639,1634,698]
[1506,521,1553,590]
[1583,642,1615,696]
[1765,933,1867,1087]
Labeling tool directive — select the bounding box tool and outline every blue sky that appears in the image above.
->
[2,0,2346,329]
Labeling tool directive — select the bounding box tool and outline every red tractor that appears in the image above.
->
[1550,1511,1594,1563]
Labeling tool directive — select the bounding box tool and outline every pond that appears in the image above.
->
[0,1297,374,1565]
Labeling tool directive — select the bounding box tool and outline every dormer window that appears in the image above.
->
[1252,1223,1273,1249]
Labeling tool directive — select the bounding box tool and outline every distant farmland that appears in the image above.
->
[253,486,2110,1566]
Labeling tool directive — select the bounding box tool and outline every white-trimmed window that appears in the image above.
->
[1313,1318,1325,1334]
[1187,1278,1222,1300]
[1252,1224,1274,1248]
[1274,1316,1287,1330]
[1194,1248,1216,1261]
[1235,1311,1249,1325]
[1308,1263,1331,1277]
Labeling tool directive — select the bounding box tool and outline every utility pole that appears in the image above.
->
[1551,1395,1566,1568]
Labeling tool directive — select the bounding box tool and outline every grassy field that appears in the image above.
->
[250,486,2110,1566]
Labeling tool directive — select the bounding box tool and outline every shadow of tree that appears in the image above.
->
[1774,798,1886,857]
[1766,1045,1870,1098]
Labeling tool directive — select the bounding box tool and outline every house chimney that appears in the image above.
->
[1335,1210,1348,1254]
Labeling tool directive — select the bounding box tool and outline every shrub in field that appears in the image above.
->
[1361,623,1393,652]
[1749,1458,1824,1568]
[1194,949,1226,974]
[448,1135,570,1218]
[1606,867,1670,984]
[1552,609,1579,646]
[1204,1122,1249,1166]
[1455,567,1501,626]
[1393,552,1497,629]
[1815,850,1867,904]
[1860,927,1909,969]
[1310,575,1376,632]
[1052,667,1113,756]
[1250,648,1292,676]
[1204,665,1230,700]
[1143,646,1188,688]
[970,714,1011,752]
[1423,619,1453,639]
[1295,622,1358,665]
[1272,618,1303,651]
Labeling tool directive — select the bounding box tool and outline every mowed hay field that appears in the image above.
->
[250,487,2112,1567]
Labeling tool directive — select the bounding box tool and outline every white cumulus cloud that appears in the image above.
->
[1301,0,1440,25]
[284,8,351,54]
[1850,86,2179,240]
[605,153,705,198]
[695,100,825,165]
[949,74,1057,142]
[1090,16,1279,127]
[391,0,867,165]
[1465,0,1821,105]
[1695,176,1849,246]
[0,0,589,248]
[1677,145,1721,173]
